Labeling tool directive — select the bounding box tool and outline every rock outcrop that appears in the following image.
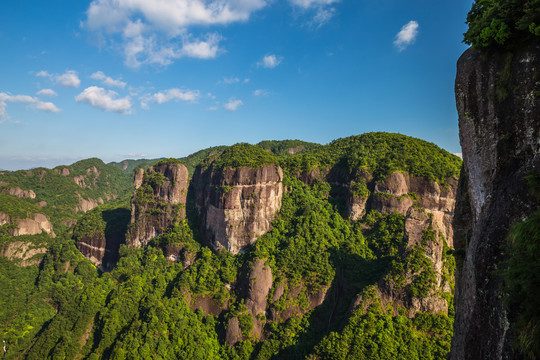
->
[0,212,55,237]
[451,40,540,360]
[2,187,36,199]
[128,162,189,248]
[194,164,283,254]
[1,241,47,266]
[371,171,457,246]
[76,230,120,271]
[75,195,104,213]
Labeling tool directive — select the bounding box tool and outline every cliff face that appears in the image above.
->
[128,163,189,247]
[194,164,283,254]
[451,41,540,359]
[348,172,458,317]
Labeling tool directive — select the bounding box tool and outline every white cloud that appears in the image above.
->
[289,0,338,7]
[75,86,132,113]
[258,54,283,69]
[122,30,222,68]
[207,106,218,111]
[225,98,243,111]
[253,89,270,96]
[0,92,61,122]
[36,70,52,78]
[84,0,267,67]
[37,89,57,97]
[90,71,127,88]
[140,88,200,108]
[152,88,200,104]
[179,34,221,59]
[34,102,60,112]
[56,70,81,87]
[222,76,240,84]
[289,0,339,27]
[394,20,419,51]
[36,70,81,87]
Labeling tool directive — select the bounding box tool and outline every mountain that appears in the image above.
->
[451,39,540,359]
[0,133,462,359]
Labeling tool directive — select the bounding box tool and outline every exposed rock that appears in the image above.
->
[451,41,540,360]
[74,195,100,213]
[2,187,36,199]
[162,244,195,268]
[225,317,243,346]
[370,193,414,215]
[347,194,368,220]
[10,213,55,237]
[55,167,70,176]
[371,171,457,246]
[287,145,305,154]
[1,241,47,266]
[0,212,9,226]
[64,219,77,227]
[374,207,449,317]
[37,201,47,207]
[187,294,228,317]
[128,163,189,248]
[76,229,123,272]
[246,259,273,316]
[194,164,283,254]
[73,175,87,188]
[269,281,330,322]
[134,168,144,190]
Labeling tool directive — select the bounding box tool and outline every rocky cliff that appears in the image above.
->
[128,161,189,247]
[193,164,283,254]
[451,40,540,359]
[347,171,458,317]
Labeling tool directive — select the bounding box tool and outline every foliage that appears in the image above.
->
[205,143,277,169]
[312,287,453,360]
[154,158,185,167]
[463,0,540,49]
[503,173,540,358]
[256,139,321,156]
[0,133,456,359]
[282,132,461,184]
[0,158,132,230]
[108,158,157,175]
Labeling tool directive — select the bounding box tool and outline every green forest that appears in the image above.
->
[0,133,460,359]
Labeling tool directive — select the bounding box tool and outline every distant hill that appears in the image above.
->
[0,133,461,359]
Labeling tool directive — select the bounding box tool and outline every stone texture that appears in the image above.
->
[2,187,36,199]
[371,171,457,246]
[451,41,540,360]
[1,241,47,266]
[194,164,283,254]
[74,194,103,213]
[128,163,189,248]
[11,213,55,237]
[246,259,273,316]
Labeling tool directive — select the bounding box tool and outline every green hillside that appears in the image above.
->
[0,133,460,359]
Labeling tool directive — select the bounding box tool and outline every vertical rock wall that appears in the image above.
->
[193,164,283,254]
[451,40,540,359]
[128,163,189,247]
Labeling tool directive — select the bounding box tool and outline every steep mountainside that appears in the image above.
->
[0,133,462,360]
[128,159,189,248]
[451,40,540,359]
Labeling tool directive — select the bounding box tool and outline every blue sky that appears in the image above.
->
[0,0,473,170]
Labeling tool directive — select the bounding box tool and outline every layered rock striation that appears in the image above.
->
[451,40,540,359]
[193,164,283,254]
[128,162,189,247]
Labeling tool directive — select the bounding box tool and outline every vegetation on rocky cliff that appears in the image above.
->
[464,0,540,49]
[0,133,458,359]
